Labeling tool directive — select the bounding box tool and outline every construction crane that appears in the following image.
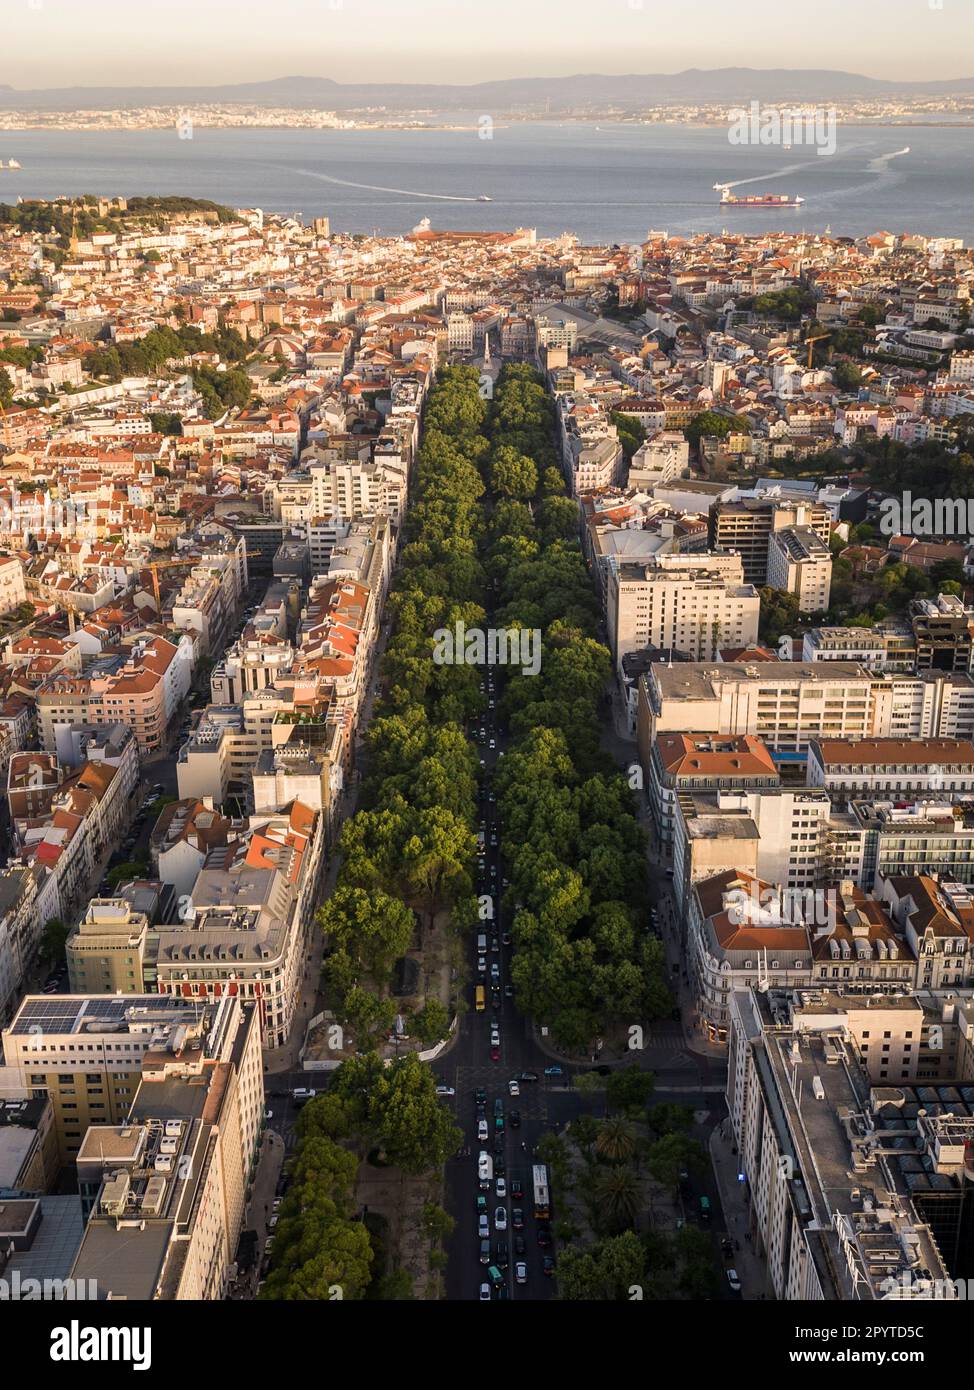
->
[146,556,195,609]
[805,333,831,368]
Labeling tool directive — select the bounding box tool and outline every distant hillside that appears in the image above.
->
[0,68,973,112]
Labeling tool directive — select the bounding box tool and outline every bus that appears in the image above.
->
[475,985,486,1012]
[532,1164,550,1221]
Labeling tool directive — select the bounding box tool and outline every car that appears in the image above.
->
[508,1079,520,1097]
[490,1045,500,1062]
[518,1071,539,1082]
[479,1282,491,1301]
[479,758,486,768]
[502,932,512,946]
[489,739,496,749]
[489,963,500,983]
[542,1254,555,1277]
[478,1118,489,1142]
[494,1207,507,1231]
[504,984,513,998]
[478,1214,490,1239]
[721,1238,734,1261]
[537,1224,552,1248]
[490,935,500,953]
[268,1215,279,1231]
[511,1179,523,1200]
[272,1198,282,1212]
[487,1264,504,1288]
[477,955,487,976]
[292,1087,316,1102]
[478,1151,493,1187]
[435,1085,455,1097]
[475,1088,487,1104]
[490,833,498,847]
[496,1239,510,1268]
[494,1154,506,1177]
[511,1207,524,1230]
[514,1235,526,1256]
[493,1132,505,1154]
[726,1268,742,1293]
[495,1177,507,1199]
[476,1194,488,1215]
[490,1029,501,1048]
[515,1260,527,1284]
[480,1239,491,1265]
[543,1065,563,1077]
[263,1107,274,1121]
[509,1110,520,1129]
[264,1236,274,1255]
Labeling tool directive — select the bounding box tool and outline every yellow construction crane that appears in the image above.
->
[805,333,831,368]
[146,556,195,609]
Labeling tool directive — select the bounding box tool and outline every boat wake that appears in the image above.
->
[289,166,481,202]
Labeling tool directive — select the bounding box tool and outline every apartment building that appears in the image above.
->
[639,660,878,760]
[66,899,155,995]
[766,525,833,612]
[627,430,689,488]
[0,994,219,1163]
[607,553,759,671]
[808,737,974,800]
[910,593,974,673]
[0,555,27,615]
[846,798,974,888]
[0,1095,60,1194]
[802,621,916,671]
[726,986,955,1300]
[672,787,834,900]
[646,732,779,847]
[69,995,263,1300]
[709,496,831,585]
[0,864,58,1028]
[153,802,323,1050]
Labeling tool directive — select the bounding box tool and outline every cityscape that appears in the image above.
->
[1,0,973,1364]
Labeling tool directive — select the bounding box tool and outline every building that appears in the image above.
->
[709,496,831,586]
[766,526,832,613]
[69,994,263,1300]
[0,994,223,1163]
[808,738,974,801]
[607,553,759,671]
[153,802,323,1050]
[910,594,974,673]
[726,985,956,1300]
[66,899,155,995]
[646,732,779,847]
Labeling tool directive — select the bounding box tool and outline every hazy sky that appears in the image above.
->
[6,0,972,87]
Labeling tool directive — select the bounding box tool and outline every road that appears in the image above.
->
[429,594,731,1302]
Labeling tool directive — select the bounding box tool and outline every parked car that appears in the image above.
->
[726,1268,742,1293]
[543,1065,563,1077]
[494,1206,507,1231]
[508,1079,520,1097]
[515,1260,527,1285]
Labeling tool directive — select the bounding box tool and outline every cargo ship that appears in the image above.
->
[716,186,804,207]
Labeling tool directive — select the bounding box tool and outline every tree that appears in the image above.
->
[420,1201,455,1246]
[593,1167,642,1232]
[317,886,414,981]
[556,1230,646,1301]
[40,916,70,966]
[409,998,450,1046]
[0,367,13,410]
[606,1066,655,1114]
[646,1132,706,1193]
[595,1117,636,1165]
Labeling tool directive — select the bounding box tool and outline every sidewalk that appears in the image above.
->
[709,1119,773,1300]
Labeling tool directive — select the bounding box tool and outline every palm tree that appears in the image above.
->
[594,1168,641,1232]
[595,1117,636,1165]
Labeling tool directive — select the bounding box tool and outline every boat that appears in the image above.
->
[477,194,492,202]
[0,159,21,170]
[719,190,804,207]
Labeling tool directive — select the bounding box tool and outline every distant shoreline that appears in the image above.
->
[0,116,970,134]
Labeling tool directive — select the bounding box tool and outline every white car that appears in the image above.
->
[435,1085,456,1097]
[495,1177,507,1199]
[479,1282,491,1301]
[494,1206,507,1232]
[508,1079,520,1097]
[726,1268,742,1293]
[478,1118,489,1142]
[515,1261,527,1285]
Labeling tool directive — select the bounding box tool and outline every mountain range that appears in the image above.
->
[0,68,973,112]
